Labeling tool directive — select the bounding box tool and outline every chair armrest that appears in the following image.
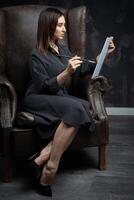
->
[0,74,17,127]
[87,75,110,121]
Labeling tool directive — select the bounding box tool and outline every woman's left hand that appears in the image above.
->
[107,36,115,54]
[96,36,115,62]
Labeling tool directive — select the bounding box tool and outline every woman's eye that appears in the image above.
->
[58,24,63,27]
[58,23,66,28]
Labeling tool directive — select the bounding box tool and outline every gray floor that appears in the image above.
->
[0,116,134,200]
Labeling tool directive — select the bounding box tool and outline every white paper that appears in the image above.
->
[92,37,110,79]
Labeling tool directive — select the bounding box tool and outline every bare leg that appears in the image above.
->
[40,121,79,185]
[34,141,52,166]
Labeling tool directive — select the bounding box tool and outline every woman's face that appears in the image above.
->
[53,16,66,41]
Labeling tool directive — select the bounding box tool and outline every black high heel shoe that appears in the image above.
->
[29,153,52,197]
[37,184,52,197]
[28,153,41,179]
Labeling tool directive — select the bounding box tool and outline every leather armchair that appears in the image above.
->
[0,5,109,182]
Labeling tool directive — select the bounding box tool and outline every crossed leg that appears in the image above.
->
[39,121,79,185]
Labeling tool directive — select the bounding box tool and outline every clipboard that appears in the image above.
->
[92,37,111,79]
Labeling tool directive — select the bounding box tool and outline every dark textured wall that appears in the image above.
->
[0,0,134,107]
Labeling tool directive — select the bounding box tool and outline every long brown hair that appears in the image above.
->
[37,8,64,53]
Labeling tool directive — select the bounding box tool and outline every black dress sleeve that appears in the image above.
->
[30,55,61,95]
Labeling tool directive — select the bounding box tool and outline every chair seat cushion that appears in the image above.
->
[16,112,34,128]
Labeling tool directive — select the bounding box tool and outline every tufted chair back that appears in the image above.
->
[0,5,86,100]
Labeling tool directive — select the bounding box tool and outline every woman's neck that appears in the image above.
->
[49,41,56,48]
[49,40,59,54]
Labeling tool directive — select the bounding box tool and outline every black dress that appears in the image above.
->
[23,43,94,139]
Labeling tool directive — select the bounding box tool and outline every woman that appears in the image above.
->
[24,8,115,196]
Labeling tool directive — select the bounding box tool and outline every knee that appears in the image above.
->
[61,121,79,131]
[61,121,75,128]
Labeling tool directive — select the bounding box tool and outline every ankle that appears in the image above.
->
[40,162,57,186]
[34,156,43,166]
[35,152,50,166]
[46,160,58,172]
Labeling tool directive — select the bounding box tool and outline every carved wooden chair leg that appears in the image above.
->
[2,128,13,182]
[3,156,13,182]
[98,144,106,170]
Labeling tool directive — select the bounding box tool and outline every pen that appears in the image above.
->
[57,54,96,64]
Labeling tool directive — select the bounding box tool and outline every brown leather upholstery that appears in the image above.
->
[0,10,5,74]
[0,5,109,182]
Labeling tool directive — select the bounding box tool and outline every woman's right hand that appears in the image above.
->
[66,56,83,75]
